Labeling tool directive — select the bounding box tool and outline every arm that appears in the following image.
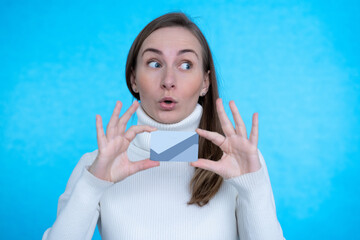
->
[226,150,284,239]
[42,151,113,240]
[191,98,284,239]
[43,101,159,239]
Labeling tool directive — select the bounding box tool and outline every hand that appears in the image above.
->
[89,101,159,182]
[191,98,261,179]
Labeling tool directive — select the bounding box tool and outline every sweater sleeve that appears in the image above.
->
[42,151,114,240]
[225,150,285,240]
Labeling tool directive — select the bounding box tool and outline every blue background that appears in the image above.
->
[1,0,359,239]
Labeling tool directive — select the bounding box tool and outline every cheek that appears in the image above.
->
[136,70,157,91]
[181,75,204,96]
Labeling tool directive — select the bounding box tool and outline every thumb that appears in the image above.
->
[190,158,221,175]
[129,159,160,175]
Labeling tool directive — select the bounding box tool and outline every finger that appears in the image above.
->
[249,112,259,146]
[196,128,225,148]
[106,101,123,139]
[229,100,247,137]
[216,98,235,136]
[129,159,160,175]
[190,158,221,175]
[107,101,122,130]
[124,125,157,142]
[96,114,107,149]
[117,101,139,133]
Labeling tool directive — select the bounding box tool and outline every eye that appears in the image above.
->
[148,61,161,68]
[180,62,192,70]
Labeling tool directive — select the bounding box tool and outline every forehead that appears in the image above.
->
[139,26,202,54]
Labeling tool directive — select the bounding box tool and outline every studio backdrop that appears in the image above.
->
[0,0,359,239]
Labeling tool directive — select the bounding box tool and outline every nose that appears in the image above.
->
[161,67,176,90]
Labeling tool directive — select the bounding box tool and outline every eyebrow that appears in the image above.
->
[141,48,199,59]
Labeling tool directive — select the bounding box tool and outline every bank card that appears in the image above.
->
[150,131,199,162]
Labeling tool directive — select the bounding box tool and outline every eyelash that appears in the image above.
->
[180,61,192,70]
[147,59,162,68]
[146,59,193,70]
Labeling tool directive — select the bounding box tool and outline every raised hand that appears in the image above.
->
[191,98,261,179]
[89,101,159,183]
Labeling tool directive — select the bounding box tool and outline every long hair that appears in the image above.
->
[125,12,224,206]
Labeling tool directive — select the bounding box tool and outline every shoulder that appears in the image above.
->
[77,149,98,167]
[62,149,99,191]
[257,149,266,167]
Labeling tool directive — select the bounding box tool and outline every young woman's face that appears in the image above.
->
[131,27,209,124]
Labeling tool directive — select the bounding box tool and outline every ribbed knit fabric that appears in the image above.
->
[43,104,284,240]
[132,103,203,152]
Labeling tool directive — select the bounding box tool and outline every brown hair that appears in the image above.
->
[125,12,224,206]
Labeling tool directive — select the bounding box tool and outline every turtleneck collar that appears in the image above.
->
[131,104,203,152]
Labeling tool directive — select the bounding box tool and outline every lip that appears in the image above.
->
[159,97,177,111]
[159,97,177,103]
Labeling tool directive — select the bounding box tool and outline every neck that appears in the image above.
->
[132,104,203,151]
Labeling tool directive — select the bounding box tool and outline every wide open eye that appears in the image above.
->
[180,62,192,70]
[148,61,161,68]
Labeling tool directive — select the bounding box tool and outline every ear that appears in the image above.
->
[201,70,210,96]
[130,69,138,93]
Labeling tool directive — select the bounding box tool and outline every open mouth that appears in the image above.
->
[160,97,177,104]
[159,97,177,110]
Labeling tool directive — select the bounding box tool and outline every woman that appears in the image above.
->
[43,12,284,240]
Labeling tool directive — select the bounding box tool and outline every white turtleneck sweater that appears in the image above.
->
[43,104,284,240]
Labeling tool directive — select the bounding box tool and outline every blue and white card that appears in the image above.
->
[150,131,199,162]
